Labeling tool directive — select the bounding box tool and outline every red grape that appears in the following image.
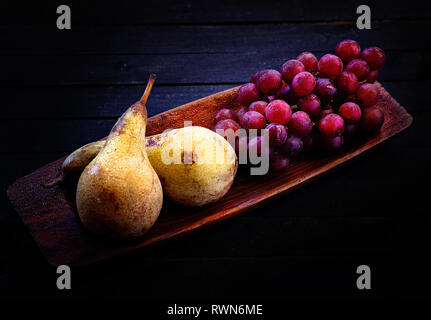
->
[248,101,268,115]
[302,133,316,152]
[281,59,305,83]
[280,135,303,157]
[236,106,247,122]
[250,69,268,84]
[266,100,292,125]
[320,135,344,152]
[335,40,361,63]
[214,119,240,140]
[319,113,344,137]
[297,52,318,73]
[320,108,334,118]
[357,83,378,107]
[215,108,237,123]
[269,152,289,171]
[256,69,282,96]
[318,54,343,77]
[315,78,338,102]
[277,83,300,105]
[361,107,384,132]
[240,111,267,130]
[298,93,321,118]
[365,70,378,83]
[289,111,312,137]
[339,102,362,123]
[361,46,386,70]
[235,135,249,156]
[248,136,274,158]
[344,93,358,104]
[273,81,288,98]
[346,59,370,81]
[292,71,316,96]
[237,83,261,106]
[344,123,360,137]
[336,71,359,94]
[265,123,288,147]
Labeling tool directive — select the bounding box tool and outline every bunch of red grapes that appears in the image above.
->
[214,40,386,173]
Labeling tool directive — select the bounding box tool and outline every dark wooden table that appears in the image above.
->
[1,0,430,301]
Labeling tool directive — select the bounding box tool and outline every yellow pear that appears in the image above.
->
[76,75,163,239]
[145,126,237,206]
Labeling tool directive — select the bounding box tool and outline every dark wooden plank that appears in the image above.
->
[2,22,429,55]
[6,83,413,266]
[1,81,428,119]
[0,50,427,86]
[0,85,233,119]
[0,255,404,300]
[1,0,429,26]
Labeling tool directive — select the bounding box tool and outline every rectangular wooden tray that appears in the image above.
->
[7,82,412,267]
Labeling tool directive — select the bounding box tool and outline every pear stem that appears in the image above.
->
[140,74,156,105]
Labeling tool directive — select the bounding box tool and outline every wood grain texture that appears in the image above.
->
[1,50,428,86]
[3,22,430,55]
[1,0,429,26]
[7,82,412,266]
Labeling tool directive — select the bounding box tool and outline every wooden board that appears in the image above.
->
[6,82,412,267]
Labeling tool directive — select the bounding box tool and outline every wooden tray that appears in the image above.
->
[7,82,412,267]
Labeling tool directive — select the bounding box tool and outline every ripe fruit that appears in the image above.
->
[320,108,334,118]
[319,113,344,137]
[346,59,370,81]
[235,135,249,157]
[280,135,303,157]
[302,133,316,152]
[76,75,163,239]
[281,59,305,82]
[336,71,359,94]
[266,99,292,125]
[315,78,338,102]
[237,83,261,106]
[269,153,289,171]
[361,107,384,132]
[256,69,282,95]
[215,108,237,123]
[292,71,316,96]
[214,119,240,140]
[357,83,378,107]
[265,123,288,147]
[240,111,267,130]
[320,135,344,152]
[335,40,361,63]
[248,136,273,158]
[298,93,321,117]
[344,123,360,137]
[236,106,247,122]
[250,69,268,84]
[318,54,343,77]
[277,84,300,105]
[365,70,378,83]
[231,40,386,175]
[289,111,312,137]
[361,46,386,70]
[338,102,362,123]
[297,52,318,73]
[248,101,268,115]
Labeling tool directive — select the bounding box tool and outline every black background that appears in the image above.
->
[0,0,430,304]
